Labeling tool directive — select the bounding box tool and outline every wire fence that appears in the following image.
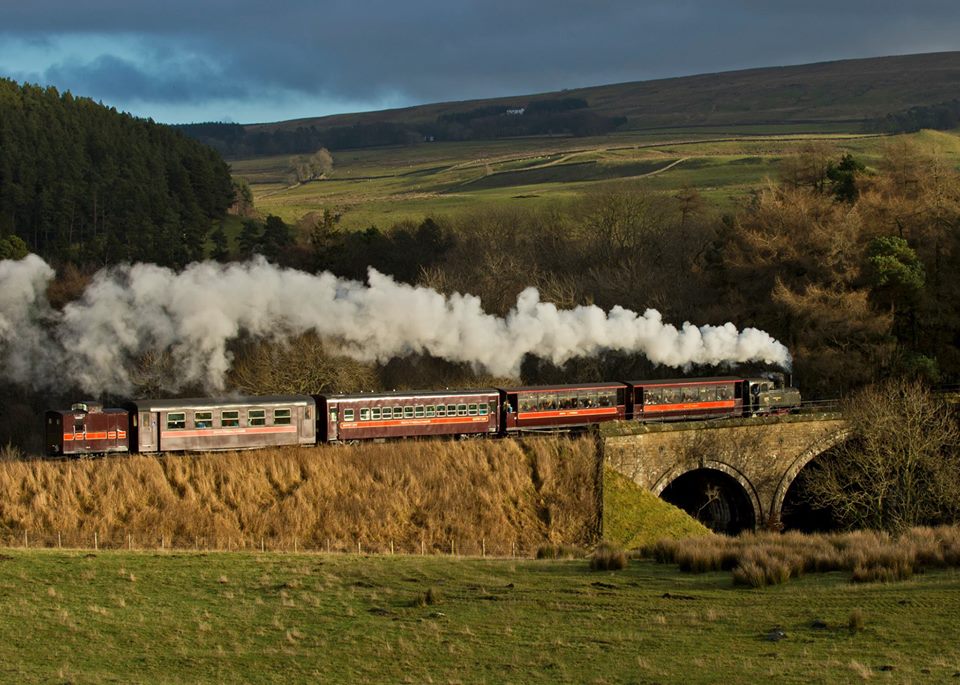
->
[0,530,550,559]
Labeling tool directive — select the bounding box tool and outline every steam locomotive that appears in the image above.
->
[46,375,800,457]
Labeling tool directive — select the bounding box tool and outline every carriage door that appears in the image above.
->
[140,412,157,451]
[328,404,339,442]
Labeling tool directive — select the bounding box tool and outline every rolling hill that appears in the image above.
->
[252,51,960,135]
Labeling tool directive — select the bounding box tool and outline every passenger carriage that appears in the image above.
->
[629,377,743,422]
[500,382,628,432]
[128,396,316,453]
[318,389,500,442]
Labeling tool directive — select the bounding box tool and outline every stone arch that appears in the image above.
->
[770,428,850,522]
[653,460,764,530]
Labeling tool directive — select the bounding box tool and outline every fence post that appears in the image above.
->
[94,532,98,550]
[58,532,62,549]
[261,538,265,553]
[23,530,27,549]
[482,538,486,558]
[390,540,394,555]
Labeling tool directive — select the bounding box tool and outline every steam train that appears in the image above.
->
[45,375,801,457]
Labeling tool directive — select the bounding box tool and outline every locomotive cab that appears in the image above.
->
[745,374,801,415]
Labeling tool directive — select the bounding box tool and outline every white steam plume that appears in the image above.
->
[0,256,791,394]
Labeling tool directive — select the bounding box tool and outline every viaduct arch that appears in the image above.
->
[601,414,847,532]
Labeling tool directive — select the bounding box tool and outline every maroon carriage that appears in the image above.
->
[500,382,628,433]
[45,402,130,456]
[319,389,500,442]
[128,396,316,453]
[629,377,743,422]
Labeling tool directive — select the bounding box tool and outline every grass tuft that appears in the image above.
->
[590,542,628,571]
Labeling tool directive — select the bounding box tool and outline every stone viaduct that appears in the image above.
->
[600,413,848,532]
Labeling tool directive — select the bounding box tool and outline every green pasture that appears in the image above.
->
[230,128,960,230]
[1,549,958,684]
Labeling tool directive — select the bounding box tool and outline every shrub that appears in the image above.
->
[413,586,441,607]
[732,561,767,588]
[590,543,628,571]
[848,608,865,633]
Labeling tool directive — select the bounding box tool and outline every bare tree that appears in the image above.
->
[802,378,960,532]
[288,148,334,185]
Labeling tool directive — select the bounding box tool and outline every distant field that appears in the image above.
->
[2,550,959,684]
[232,128,960,230]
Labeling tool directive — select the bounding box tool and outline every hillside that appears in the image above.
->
[187,52,960,158]
[0,79,234,268]
[268,51,960,131]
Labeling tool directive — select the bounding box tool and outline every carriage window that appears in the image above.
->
[393,406,403,418]
[645,389,661,405]
[479,403,489,416]
[718,385,731,400]
[166,412,186,430]
[343,409,355,422]
[249,409,266,426]
[371,407,381,420]
[221,410,240,428]
[436,405,446,417]
[195,411,213,429]
[447,404,457,416]
[457,404,468,416]
[468,404,478,416]
[663,388,679,403]
[403,406,414,419]
[274,408,292,425]
[699,386,713,401]
[360,408,370,421]
[426,405,436,417]
[681,386,698,402]
[381,407,392,419]
[598,390,615,407]
[415,405,425,418]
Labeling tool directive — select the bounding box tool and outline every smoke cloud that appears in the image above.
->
[0,256,791,394]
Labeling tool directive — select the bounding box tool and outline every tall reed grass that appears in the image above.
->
[0,437,599,554]
[649,526,960,586]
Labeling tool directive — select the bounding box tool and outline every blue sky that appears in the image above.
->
[1,1,959,124]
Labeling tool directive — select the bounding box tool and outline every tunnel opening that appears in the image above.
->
[780,457,841,532]
[660,468,756,535]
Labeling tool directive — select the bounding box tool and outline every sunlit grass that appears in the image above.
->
[2,549,959,684]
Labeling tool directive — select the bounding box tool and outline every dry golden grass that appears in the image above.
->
[651,526,960,585]
[0,437,598,554]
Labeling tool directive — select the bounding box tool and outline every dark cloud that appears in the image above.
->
[2,0,959,122]
[41,53,249,102]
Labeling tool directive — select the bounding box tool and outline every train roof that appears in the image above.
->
[627,376,742,386]
[501,382,628,393]
[129,395,314,411]
[322,388,499,402]
[46,407,128,416]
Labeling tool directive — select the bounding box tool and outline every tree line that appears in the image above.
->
[0,79,235,268]
[177,98,624,158]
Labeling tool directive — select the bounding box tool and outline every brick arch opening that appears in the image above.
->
[655,463,760,534]
[771,430,850,528]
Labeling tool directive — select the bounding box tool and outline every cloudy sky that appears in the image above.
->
[1,1,958,125]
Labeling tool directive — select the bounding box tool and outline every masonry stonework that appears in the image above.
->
[602,414,848,527]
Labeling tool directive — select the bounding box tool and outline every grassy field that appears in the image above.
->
[2,549,959,683]
[231,128,960,231]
